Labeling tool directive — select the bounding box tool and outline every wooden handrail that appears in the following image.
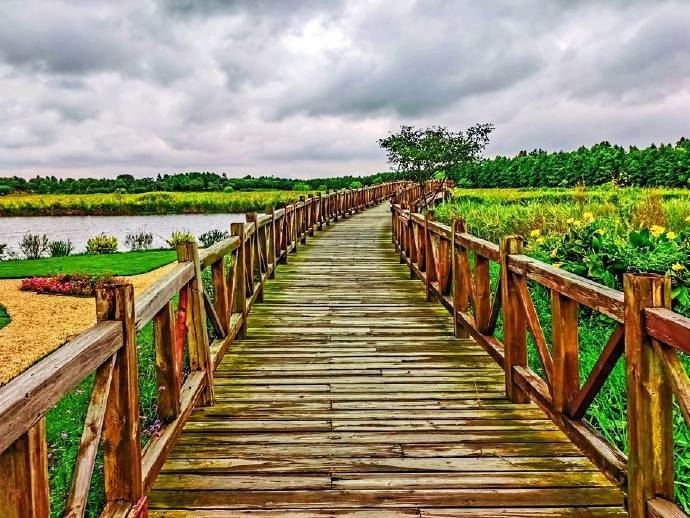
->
[0,180,406,517]
[390,195,690,518]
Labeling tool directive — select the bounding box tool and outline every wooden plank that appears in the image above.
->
[0,321,121,454]
[64,354,116,518]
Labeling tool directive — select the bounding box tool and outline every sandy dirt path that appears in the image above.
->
[0,263,177,386]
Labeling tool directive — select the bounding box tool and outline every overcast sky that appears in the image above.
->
[1,0,689,179]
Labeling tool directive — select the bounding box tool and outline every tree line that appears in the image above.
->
[0,171,397,196]
[450,138,690,188]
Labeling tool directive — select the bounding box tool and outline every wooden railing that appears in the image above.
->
[391,195,690,518]
[0,181,403,518]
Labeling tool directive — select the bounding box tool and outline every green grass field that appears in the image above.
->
[0,190,311,217]
[0,250,176,279]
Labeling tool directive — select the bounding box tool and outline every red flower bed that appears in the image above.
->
[20,274,124,297]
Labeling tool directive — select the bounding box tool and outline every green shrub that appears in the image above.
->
[48,240,74,257]
[199,229,229,248]
[293,182,311,191]
[223,186,234,193]
[167,231,196,248]
[19,233,49,259]
[86,234,118,254]
[0,185,12,196]
[124,231,154,251]
[350,181,363,189]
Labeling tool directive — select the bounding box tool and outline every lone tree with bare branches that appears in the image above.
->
[378,123,494,207]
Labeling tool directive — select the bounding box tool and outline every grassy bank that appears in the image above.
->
[0,190,311,217]
[434,186,690,509]
[0,250,176,278]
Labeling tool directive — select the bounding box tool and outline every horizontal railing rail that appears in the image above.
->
[391,194,690,518]
[0,181,405,518]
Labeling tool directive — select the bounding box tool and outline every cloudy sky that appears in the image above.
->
[1,0,689,179]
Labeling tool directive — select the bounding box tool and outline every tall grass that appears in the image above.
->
[0,190,311,217]
[442,191,690,511]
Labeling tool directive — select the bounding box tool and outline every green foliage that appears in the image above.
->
[0,304,9,330]
[19,233,50,259]
[0,185,11,195]
[0,250,176,278]
[167,231,196,248]
[86,234,118,255]
[124,231,153,252]
[451,138,690,188]
[48,240,74,257]
[0,242,6,260]
[199,229,229,248]
[293,182,311,191]
[379,124,494,185]
[349,180,363,189]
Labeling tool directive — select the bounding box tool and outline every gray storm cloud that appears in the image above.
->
[0,0,688,178]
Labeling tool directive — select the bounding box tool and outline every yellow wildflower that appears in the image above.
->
[650,225,665,237]
[573,220,582,227]
[672,263,685,272]
[595,228,605,235]
[566,218,575,225]
[530,229,542,238]
[552,262,562,269]
[685,215,690,223]
[550,249,558,258]
[583,211,594,222]
[536,237,545,245]
[666,231,677,240]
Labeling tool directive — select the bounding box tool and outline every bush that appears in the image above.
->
[293,182,311,191]
[223,186,234,193]
[349,181,363,189]
[48,240,74,257]
[20,273,123,297]
[199,229,230,248]
[167,231,196,248]
[124,231,154,251]
[0,185,11,196]
[0,243,6,260]
[86,234,118,254]
[19,233,49,259]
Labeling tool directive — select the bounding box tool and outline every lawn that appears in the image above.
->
[0,250,176,278]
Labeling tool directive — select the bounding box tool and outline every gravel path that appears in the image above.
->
[0,263,177,386]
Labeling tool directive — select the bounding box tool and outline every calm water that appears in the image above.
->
[0,213,245,253]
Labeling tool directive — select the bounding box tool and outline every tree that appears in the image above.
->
[378,123,494,206]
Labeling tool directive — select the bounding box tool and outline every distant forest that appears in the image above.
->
[0,171,397,196]
[450,138,690,188]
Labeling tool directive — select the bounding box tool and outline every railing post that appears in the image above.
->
[316,193,323,231]
[231,223,248,338]
[308,194,315,236]
[212,256,229,335]
[154,301,181,421]
[299,196,307,244]
[95,283,144,506]
[176,242,214,405]
[551,292,579,415]
[452,219,469,338]
[500,235,528,403]
[265,205,276,279]
[0,418,50,518]
[624,273,674,518]
[245,213,261,303]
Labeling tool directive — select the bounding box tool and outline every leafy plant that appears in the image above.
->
[124,231,154,251]
[19,233,49,259]
[199,229,229,248]
[48,240,74,257]
[167,231,196,248]
[86,234,118,255]
[0,243,6,260]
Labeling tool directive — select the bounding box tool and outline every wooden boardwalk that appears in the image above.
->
[149,203,626,516]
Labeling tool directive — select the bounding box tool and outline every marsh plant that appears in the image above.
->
[48,240,74,257]
[19,233,49,259]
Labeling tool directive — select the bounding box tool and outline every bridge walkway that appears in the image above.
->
[149,203,626,516]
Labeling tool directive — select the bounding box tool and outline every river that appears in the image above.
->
[0,213,245,254]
